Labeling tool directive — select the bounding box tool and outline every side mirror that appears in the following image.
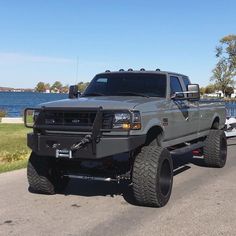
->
[171,84,200,101]
[187,84,200,101]
[69,85,80,99]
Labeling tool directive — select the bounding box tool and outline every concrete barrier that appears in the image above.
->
[1,117,24,124]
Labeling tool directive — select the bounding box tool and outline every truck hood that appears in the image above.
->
[40,96,163,110]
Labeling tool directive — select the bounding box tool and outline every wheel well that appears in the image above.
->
[211,117,220,129]
[145,126,163,145]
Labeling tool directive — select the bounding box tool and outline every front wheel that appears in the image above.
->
[27,152,69,194]
[132,146,173,207]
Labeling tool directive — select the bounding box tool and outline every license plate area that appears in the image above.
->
[56,149,72,159]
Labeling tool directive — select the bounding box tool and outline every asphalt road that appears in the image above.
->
[1,138,236,236]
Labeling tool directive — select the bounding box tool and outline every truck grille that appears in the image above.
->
[38,110,114,130]
[44,111,96,127]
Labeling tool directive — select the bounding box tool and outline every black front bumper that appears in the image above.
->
[27,133,146,159]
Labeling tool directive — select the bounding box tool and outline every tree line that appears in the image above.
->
[35,81,90,93]
[200,84,234,97]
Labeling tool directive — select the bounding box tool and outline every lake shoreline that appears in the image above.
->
[0,91,67,117]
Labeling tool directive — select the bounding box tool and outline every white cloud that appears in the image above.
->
[0,52,74,64]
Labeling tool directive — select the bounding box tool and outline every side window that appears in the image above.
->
[170,76,183,95]
[182,76,190,90]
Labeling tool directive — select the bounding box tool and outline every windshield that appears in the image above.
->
[83,73,166,97]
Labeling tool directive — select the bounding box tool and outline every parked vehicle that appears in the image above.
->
[24,69,227,207]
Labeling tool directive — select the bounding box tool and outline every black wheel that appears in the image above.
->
[203,130,227,168]
[27,152,69,194]
[132,146,173,207]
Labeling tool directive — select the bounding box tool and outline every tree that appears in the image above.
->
[45,83,51,92]
[225,86,234,98]
[77,82,90,93]
[216,35,236,70]
[200,87,205,95]
[35,82,46,92]
[211,59,235,95]
[61,85,69,93]
[205,84,216,94]
[51,81,63,93]
[212,35,236,96]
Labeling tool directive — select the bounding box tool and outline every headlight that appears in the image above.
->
[113,112,131,129]
[112,111,141,130]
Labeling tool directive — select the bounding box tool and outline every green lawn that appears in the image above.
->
[0,124,31,173]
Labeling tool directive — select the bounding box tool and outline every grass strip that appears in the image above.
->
[0,124,30,173]
[0,159,28,174]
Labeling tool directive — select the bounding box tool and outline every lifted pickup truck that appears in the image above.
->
[25,69,227,207]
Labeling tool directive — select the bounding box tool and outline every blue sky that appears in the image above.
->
[0,0,235,88]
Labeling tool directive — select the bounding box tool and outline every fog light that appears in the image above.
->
[122,123,131,129]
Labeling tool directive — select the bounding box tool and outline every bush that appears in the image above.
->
[0,150,30,163]
[0,109,6,117]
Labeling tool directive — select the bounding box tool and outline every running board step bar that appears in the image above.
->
[170,141,204,155]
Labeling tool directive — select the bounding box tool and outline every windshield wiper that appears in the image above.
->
[82,92,105,97]
[116,92,149,98]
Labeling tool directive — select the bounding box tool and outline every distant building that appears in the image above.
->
[0,87,34,92]
[206,89,236,98]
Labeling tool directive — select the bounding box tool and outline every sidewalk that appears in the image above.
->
[1,117,24,124]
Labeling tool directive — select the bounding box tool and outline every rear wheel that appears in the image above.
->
[203,130,227,168]
[27,152,69,194]
[132,146,173,207]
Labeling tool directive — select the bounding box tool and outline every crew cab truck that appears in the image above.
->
[24,69,227,207]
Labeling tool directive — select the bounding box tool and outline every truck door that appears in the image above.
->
[164,76,190,141]
[165,75,200,141]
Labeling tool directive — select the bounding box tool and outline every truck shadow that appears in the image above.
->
[62,139,235,205]
[63,152,206,205]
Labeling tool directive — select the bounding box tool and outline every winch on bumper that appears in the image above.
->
[27,133,145,159]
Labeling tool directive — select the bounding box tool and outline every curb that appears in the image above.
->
[1,117,24,124]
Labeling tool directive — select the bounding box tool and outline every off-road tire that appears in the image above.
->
[203,130,227,168]
[27,152,69,194]
[149,134,163,147]
[132,146,173,207]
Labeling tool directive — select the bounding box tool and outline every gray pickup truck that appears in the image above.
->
[24,69,227,207]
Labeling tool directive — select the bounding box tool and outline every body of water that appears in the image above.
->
[0,92,68,117]
[1,91,236,118]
